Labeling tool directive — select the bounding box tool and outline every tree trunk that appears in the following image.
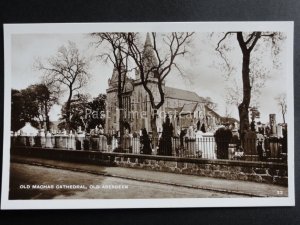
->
[45,100,50,131]
[238,51,251,137]
[66,88,73,131]
[118,94,124,147]
[151,110,158,149]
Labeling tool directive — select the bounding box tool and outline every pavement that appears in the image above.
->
[10,162,245,199]
[11,155,288,198]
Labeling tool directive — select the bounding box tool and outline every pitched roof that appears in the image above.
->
[181,103,197,113]
[221,117,239,124]
[165,86,206,102]
[204,105,222,118]
[165,107,183,115]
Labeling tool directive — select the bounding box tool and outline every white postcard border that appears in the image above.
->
[1,22,295,209]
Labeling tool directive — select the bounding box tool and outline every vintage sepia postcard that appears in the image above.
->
[1,22,295,209]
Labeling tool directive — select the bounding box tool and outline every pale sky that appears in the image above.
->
[11,32,288,123]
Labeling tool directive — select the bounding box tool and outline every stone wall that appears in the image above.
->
[11,146,288,186]
[111,155,288,186]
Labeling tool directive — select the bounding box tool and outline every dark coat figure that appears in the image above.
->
[214,127,233,159]
[281,127,287,154]
[265,126,271,137]
[123,121,131,134]
[179,129,187,148]
[231,132,240,146]
[257,141,265,161]
[106,134,112,145]
[256,133,265,161]
[250,121,256,132]
[201,123,206,133]
[83,138,90,150]
[158,115,173,156]
[140,128,152,155]
[197,120,201,131]
[132,132,138,138]
[258,127,264,135]
[34,136,42,147]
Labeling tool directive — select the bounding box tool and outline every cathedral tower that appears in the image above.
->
[108,50,126,87]
[136,33,159,80]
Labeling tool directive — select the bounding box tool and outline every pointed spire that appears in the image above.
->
[144,33,153,48]
[142,32,158,72]
[109,49,125,86]
[117,49,122,60]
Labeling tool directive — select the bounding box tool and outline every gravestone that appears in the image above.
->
[40,129,46,148]
[243,131,257,160]
[75,126,85,150]
[111,136,118,152]
[123,129,132,152]
[99,134,108,151]
[269,114,280,159]
[68,131,76,150]
[269,114,277,136]
[45,131,53,148]
[132,134,140,154]
[277,125,283,138]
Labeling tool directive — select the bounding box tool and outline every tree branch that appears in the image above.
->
[215,32,236,70]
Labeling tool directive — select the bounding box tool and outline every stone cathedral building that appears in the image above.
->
[105,34,222,135]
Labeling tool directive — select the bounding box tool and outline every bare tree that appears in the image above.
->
[90,33,131,145]
[224,106,232,119]
[215,32,285,135]
[225,79,242,108]
[36,41,90,130]
[204,97,218,111]
[124,32,194,140]
[32,83,58,131]
[275,93,287,123]
[225,76,262,110]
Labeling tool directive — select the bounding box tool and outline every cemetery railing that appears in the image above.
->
[10,134,287,163]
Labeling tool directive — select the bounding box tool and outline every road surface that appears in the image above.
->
[9,155,288,199]
[10,162,247,199]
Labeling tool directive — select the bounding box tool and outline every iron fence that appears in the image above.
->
[11,134,287,163]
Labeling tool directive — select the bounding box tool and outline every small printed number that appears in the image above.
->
[277,191,283,195]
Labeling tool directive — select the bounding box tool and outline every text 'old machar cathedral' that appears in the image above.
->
[105,33,223,135]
